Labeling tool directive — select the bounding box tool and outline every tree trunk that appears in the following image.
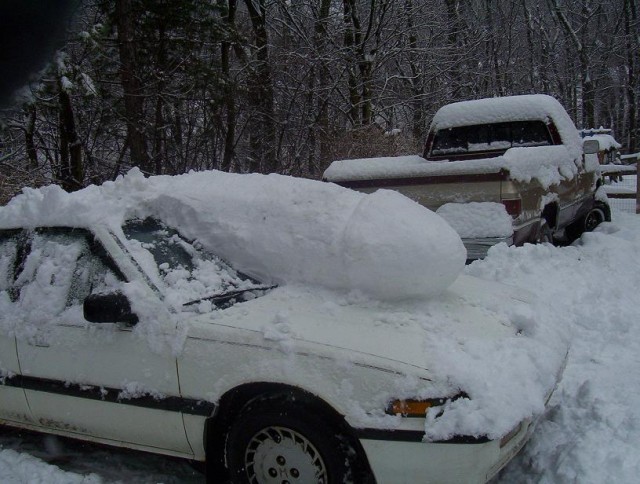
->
[115,0,150,173]
[58,79,83,192]
[25,105,38,168]
[219,0,237,172]
[244,0,277,174]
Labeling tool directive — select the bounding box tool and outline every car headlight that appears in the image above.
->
[386,393,467,418]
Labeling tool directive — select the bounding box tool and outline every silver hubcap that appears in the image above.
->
[244,426,328,484]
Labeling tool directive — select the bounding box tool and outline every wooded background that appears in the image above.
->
[1,0,638,203]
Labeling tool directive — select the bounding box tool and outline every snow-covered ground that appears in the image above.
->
[2,207,640,483]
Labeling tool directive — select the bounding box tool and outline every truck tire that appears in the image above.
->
[565,201,610,242]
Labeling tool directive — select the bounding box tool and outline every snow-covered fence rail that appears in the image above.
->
[601,165,638,213]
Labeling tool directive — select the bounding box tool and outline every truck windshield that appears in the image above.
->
[430,120,553,157]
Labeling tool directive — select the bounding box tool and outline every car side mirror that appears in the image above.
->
[83,292,139,325]
[583,139,600,155]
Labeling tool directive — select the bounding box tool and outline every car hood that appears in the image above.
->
[186,275,529,373]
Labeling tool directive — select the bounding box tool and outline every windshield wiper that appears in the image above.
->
[183,285,277,308]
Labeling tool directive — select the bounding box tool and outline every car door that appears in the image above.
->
[0,229,32,424]
[14,228,192,456]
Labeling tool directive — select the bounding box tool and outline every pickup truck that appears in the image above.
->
[323,94,609,259]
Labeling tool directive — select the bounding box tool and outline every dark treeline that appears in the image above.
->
[1,0,638,202]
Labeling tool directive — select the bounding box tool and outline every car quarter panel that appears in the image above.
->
[178,319,429,460]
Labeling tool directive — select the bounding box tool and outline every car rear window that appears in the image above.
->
[430,120,553,157]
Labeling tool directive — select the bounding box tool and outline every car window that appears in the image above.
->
[11,229,123,328]
[122,218,264,308]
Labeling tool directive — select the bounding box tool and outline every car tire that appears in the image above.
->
[225,394,354,484]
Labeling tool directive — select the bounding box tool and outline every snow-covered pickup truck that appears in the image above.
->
[324,95,609,259]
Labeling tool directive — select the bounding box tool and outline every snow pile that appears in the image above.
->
[0,448,101,483]
[436,202,513,238]
[502,145,580,188]
[0,169,465,300]
[467,212,640,483]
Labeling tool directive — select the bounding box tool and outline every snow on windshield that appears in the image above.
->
[0,169,466,301]
[122,217,262,308]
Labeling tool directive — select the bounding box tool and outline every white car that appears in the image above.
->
[0,170,565,483]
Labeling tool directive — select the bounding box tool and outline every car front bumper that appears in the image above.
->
[358,418,533,484]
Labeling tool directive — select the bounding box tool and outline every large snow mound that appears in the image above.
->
[0,169,466,300]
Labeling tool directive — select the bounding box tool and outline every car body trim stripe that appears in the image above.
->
[1,374,215,417]
[355,427,490,444]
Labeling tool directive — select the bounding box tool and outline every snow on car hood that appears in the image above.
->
[0,169,465,300]
[324,145,582,189]
[196,274,566,440]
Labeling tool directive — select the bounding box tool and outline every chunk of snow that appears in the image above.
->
[436,202,513,238]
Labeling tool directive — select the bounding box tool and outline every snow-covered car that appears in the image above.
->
[0,170,567,483]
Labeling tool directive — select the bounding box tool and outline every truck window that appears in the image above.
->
[430,120,553,158]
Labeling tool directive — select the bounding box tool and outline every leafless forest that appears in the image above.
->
[0,0,638,202]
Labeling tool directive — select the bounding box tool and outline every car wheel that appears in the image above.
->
[225,395,353,484]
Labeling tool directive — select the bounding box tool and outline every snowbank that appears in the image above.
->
[0,169,465,300]
[0,449,101,483]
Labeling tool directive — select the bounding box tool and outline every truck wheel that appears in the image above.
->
[225,395,353,484]
[565,204,608,242]
[583,207,606,232]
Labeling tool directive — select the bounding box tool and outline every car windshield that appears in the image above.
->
[430,120,552,157]
[122,218,268,308]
